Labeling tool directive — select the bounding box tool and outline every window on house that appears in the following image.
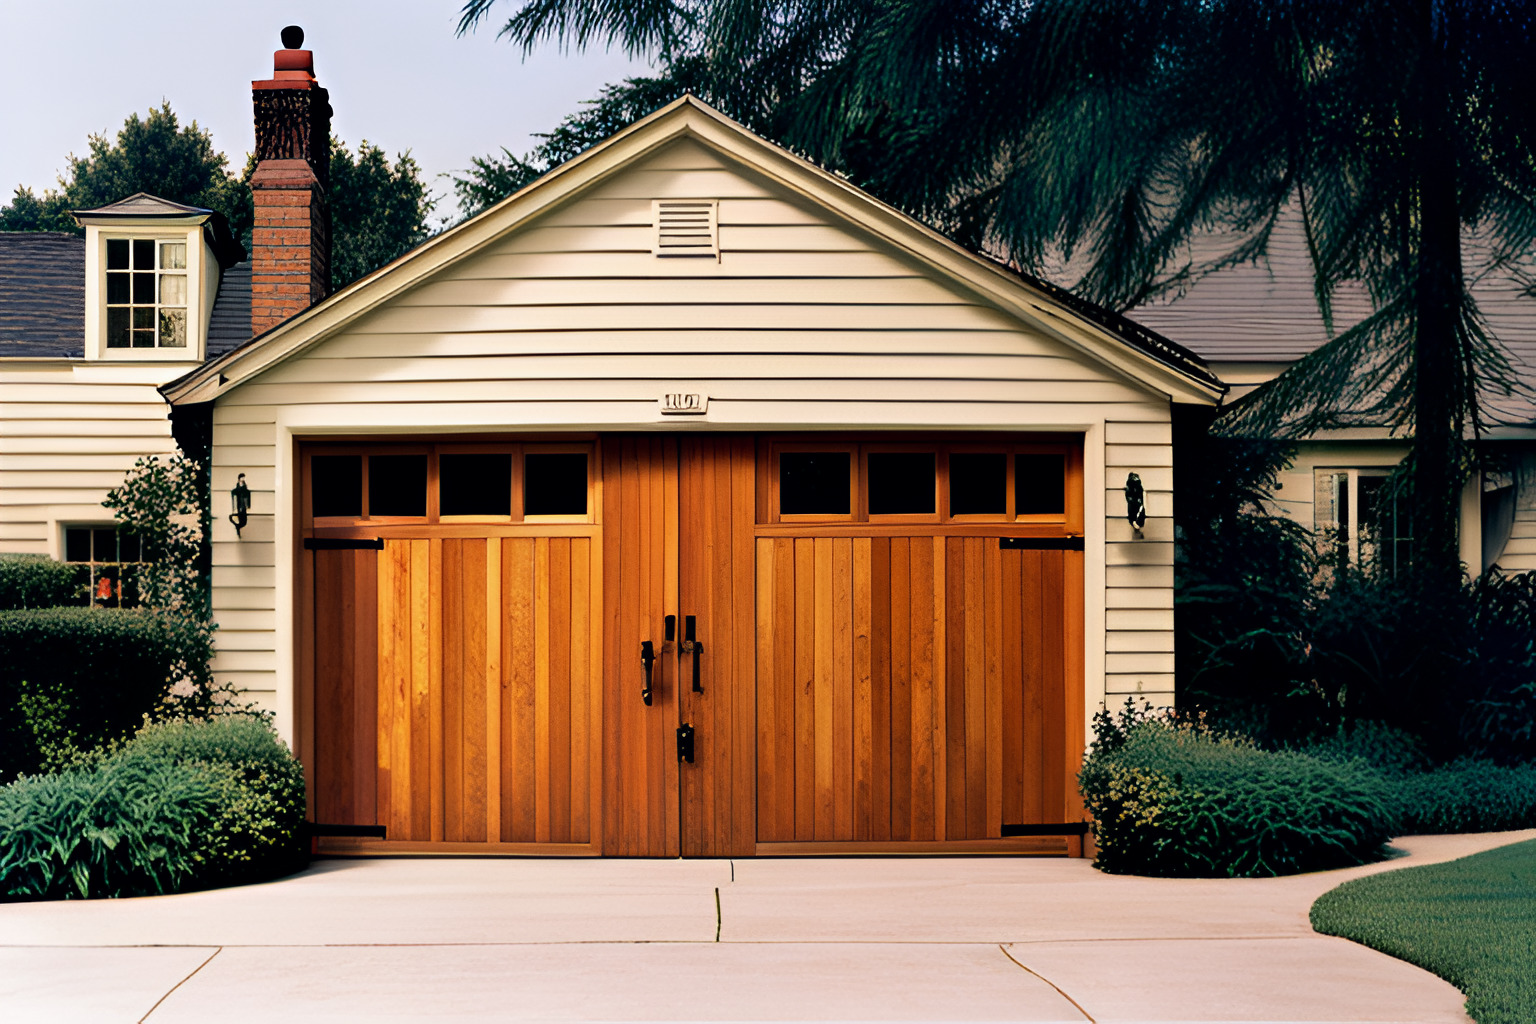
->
[1315,468,1412,573]
[524,452,589,517]
[106,239,187,349]
[62,525,144,607]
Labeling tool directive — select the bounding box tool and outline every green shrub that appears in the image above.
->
[0,607,205,779]
[1397,761,1536,835]
[0,555,85,610]
[126,717,307,887]
[1080,705,1396,877]
[0,716,307,901]
[0,754,215,899]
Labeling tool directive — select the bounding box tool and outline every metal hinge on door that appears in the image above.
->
[676,723,695,763]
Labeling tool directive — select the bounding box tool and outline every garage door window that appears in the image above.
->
[305,443,595,526]
[769,440,1079,527]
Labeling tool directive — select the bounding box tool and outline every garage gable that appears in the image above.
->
[163,97,1222,410]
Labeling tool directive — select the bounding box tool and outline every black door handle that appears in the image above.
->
[640,640,655,706]
[679,615,703,692]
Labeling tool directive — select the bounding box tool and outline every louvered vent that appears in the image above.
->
[652,199,719,258]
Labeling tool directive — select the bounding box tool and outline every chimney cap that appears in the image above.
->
[281,25,304,49]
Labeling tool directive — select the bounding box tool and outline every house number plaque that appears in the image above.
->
[660,393,708,415]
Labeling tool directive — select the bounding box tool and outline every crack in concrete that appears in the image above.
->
[139,946,221,1022]
[714,887,722,941]
[998,943,1095,1023]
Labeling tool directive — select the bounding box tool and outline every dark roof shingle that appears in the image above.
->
[0,233,86,358]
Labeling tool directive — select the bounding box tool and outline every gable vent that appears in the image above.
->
[652,199,719,258]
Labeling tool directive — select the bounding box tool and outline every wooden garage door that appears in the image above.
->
[302,435,1083,856]
[302,443,602,853]
[752,439,1086,853]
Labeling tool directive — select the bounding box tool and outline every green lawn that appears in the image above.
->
[1310,839,1536,1024]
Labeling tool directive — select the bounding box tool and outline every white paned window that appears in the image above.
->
[652,199,719,258]
[105,238,187,349]
[1314,468,1412,573]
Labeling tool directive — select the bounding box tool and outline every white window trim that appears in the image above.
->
[82,220,211,362]
[1314,466,1411,569]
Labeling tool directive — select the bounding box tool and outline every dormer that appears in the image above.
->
[74,193,246,361]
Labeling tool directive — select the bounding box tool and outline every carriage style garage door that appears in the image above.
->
[300,435,1085,856]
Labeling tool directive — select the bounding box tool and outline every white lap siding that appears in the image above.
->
[206,138,1182,738]
[0,361,190,555]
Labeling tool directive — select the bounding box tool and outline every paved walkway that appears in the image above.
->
[2,830,1531,1023]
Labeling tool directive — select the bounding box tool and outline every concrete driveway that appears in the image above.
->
[2,830,1530,1023]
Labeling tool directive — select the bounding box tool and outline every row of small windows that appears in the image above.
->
[774,446,1069,522]
[106,238,187,349]
[309,449,590,521]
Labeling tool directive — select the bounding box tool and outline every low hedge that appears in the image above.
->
[0,715,306,900]
[0,555,85,610]
[1080,715,1397,877]
[0,607,204,779]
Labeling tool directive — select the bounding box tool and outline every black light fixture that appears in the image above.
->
[230,473,252,537]
[1124,472,1147,535]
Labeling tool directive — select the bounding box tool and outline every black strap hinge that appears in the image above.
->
[998,537,1085,550]
[304,538,385,550]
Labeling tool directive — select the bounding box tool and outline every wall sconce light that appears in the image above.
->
[230,473,251,538]
[1124,472,1147,537]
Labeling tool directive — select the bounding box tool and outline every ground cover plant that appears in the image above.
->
[0,715,306,900]
[1079,703,1397,877]
[1311,839,1536,1024]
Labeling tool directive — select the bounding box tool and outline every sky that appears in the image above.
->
[0,0,655,223]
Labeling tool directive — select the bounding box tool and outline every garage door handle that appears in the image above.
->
[679,615,703,692]
[640,641,655,706]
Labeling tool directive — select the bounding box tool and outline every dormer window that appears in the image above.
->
[106,239,188,349]
[74,192,246,361]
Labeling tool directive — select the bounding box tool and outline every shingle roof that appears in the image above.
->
[0,238,253,358]
[1126,213,1536,424]
[206,262,252,357]
[0,233,86,358]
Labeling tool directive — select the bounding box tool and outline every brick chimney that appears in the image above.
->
[250,25,332,334]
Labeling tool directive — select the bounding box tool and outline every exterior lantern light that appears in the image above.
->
[230,473,252,538]
[1124,472,1147,536]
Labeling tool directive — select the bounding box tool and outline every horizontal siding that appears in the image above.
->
[0,362,183,554]
[208,136,1181,722]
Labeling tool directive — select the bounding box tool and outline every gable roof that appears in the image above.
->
[73,192,215,219]
[0,233,85,357]
[1126,211,1536,426]
[162,96,1224,407]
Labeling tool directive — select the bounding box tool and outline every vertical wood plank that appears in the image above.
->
[442,539,464,841]
[534,535,552,843]
[569,538,591,843]
[755,539,778,839]
[1022,550,1046,823]
[1001,549,1024,828]
[549,537,573,843]
[1042,551,1067,822]
[428,539,444,842]
[731,435,758,856]
[908,537,935,840]
[774,537,797,841]
[504,539,537,842]
[944,537,967,838]
[870,537,892,842]
[794,537,816,840]
[964,536,986,839]
[813,537,834,839]
[852,537,873,842]
[485,537,502,844]
[410,539,433,841]
[888,537,911,841]
[832,538,854,840]
[984,538,1003,838]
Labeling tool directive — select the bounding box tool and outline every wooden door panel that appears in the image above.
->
[755,534,1076,844]
[312,548,377,829]
[677,435,756,858]
[601,437,679,856]
[312,534,596,848]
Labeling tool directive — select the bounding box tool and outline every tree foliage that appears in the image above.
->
[459,0,1536,583]
[1,105,434,291]
[324,140,436,288]
[0,103,250,240]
